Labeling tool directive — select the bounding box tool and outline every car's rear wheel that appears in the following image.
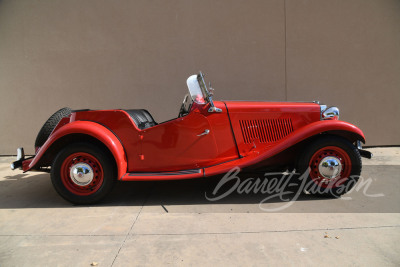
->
[51,143,115,204]
[35,107,72,148]
[296,136,361,197]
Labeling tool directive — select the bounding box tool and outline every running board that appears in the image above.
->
[121,169,204,181]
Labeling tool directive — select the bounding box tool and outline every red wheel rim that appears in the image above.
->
[309,146,352,189]
[60,152,104,196]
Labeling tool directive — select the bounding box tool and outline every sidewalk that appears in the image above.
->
[0,147,399,266]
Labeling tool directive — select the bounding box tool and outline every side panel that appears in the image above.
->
[27,121,127,179]
[138,112,217,171]
[134,103,238,172]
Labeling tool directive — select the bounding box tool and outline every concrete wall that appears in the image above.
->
[0,0,399,155]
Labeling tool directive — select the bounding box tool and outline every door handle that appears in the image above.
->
[197,129,210,136]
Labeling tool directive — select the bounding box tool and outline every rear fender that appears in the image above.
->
[26,121,127,179]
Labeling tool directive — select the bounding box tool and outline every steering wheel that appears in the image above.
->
[178,94,191,118]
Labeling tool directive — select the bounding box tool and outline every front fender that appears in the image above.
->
[255,120,365,163]
[287,119,365,144]
[26,121,127,179]
[205,120,365,176]
[252,120,365,165]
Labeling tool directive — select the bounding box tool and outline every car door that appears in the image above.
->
[132,111,218,172]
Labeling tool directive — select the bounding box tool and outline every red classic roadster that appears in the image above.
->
[11,72,372,204]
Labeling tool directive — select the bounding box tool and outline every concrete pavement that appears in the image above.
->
[0,147,399,266]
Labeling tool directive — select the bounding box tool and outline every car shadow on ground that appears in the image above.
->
[0,171,331,209]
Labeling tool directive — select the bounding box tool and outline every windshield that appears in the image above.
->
[186,74,207,104]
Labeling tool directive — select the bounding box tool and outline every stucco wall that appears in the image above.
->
[0,0,399,154]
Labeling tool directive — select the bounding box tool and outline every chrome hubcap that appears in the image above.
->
[69,163,94,186]
[318,156,342,179]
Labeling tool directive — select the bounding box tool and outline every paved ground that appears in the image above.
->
[0,147,399,266]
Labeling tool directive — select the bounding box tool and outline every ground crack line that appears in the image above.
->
[110,205,143,266]
[110,186,153,267]
[128,224,400,237]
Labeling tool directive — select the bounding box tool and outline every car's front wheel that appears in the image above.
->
[296,136,362,197]
[51,143,116,204]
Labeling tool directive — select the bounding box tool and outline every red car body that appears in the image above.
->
[23,101,365,178]
[11,72,371,204]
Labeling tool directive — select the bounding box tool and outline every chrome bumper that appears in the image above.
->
[359,149,373,159]
[356,140,373,159]
[10,147,25,170]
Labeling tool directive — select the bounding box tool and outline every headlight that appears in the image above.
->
[322,106,339,120]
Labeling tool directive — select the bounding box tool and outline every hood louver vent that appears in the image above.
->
[239,119,293,143]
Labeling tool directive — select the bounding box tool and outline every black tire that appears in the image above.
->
[35,107,72,148]
[51,142,116,204]
[296,135,362,197]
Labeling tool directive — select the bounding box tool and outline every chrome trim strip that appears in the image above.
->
[128,169,202,176]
